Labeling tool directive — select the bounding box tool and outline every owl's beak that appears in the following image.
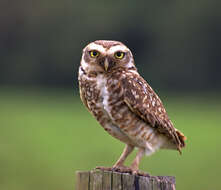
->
[104,58,109,71]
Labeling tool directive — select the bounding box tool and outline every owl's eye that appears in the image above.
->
[89,50,99,58]
[114,51,125,59]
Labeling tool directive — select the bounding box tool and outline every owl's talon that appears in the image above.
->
[134,170,150,177]
[96,166,132,173]
[95,166,113,171]
[112,166,133,174]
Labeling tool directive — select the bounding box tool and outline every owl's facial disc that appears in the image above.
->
[82,41,135,73]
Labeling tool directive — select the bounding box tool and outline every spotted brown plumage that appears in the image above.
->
[78,40,186,174]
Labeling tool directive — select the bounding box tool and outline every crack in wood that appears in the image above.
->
[134,175,140,190]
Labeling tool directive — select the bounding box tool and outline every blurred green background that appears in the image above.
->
[1,0,221,190]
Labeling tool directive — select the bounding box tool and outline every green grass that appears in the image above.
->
[0,87,221,190]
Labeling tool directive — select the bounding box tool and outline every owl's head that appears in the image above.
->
[80,40,135,73]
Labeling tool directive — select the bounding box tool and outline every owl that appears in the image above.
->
[78,40,186,174]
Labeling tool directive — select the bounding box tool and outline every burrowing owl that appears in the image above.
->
[78,40,186,174]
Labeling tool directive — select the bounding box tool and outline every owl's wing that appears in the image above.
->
[121,73,185,152]
[79,83,90,111]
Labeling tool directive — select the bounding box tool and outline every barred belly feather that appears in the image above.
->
[80,70,176,156]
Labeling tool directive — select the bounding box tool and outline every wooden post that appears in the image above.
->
[75,169,176,190]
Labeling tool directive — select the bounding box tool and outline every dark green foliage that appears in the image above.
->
[1,0,221,91]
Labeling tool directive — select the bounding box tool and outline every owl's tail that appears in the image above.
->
[176,129,187,154]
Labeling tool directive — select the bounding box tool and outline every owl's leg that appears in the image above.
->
[96,145,134,172]
[112,144,134,172]
[130,148,146,175]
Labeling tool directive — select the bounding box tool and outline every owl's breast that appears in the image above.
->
[79,72,132,144]
[79,73,120,118]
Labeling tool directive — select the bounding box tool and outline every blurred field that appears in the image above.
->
[0,87,221,190]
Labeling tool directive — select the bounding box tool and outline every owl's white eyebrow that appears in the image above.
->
[108,45,129,54]
[87,43,106,54]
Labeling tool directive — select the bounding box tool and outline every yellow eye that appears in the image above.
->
[89,50,99,58]
[114,51,125,59]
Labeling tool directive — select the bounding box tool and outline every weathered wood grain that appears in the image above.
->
[89,170,103,190]
[102,170,112,190]
[75,171,90,190]
[152,177,161,190]
[112,171,122,190]
[75,169,176,190]
[122,173,135,190]
[139,175,151,190]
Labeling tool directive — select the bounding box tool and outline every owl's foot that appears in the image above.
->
[95,166,113,171]
[112,165,133,174]
[96,165,132,174]
[132,170,150,177]
[95,166,149,176]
